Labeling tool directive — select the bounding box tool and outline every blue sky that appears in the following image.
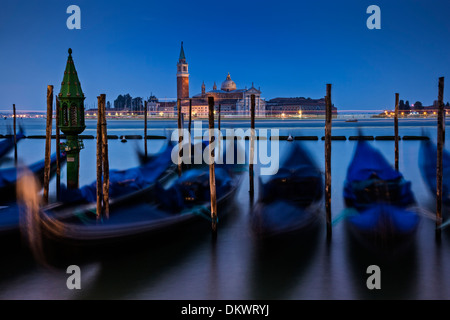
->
[1,0,450,111]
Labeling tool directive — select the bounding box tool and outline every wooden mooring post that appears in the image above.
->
[101,94,110,219]
[325,84,332,238]
[55,97,61,199]
[144,100,148,159]
[436,77,445,238]
[96,95,103,219]
[188,98,192,137]
[218,104,221,131]
[13,104,17,166]
[395,93,399,171]
[43,85,53,204]
[188,99,192,161]
[249,95,256,200]
[208,97,218,235]
[177,99,183,176]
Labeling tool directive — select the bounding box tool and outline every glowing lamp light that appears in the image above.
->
[159,112,164,117]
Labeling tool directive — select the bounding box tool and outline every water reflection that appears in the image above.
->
[248,224,321,299]
[344,223,419,299]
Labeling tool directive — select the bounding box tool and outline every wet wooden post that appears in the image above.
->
[188,99,192,137]
[249,95,256,200]
[395,93,399,171]
[13,104,17,166]
[208,97,218,235]
[188,99,192,161]
[444,104,446,144]
[144,100,148,159]
[177,99,183,176]
[101,94,110,219]
[325,84,332,238]
[96,95,103,219]
[436,77,445,237]
[218,104,221,131]
[43,85,53,204]
[55,97,61,199]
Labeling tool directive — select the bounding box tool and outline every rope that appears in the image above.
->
[183,205,218,223]
[332,207,358,226]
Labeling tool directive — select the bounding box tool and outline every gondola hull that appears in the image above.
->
[346,204,420,253]
[343,140,420,253]
[0,153,66,236]
[32,168,243,257]
[252,200,321,240]
[251,143,323,241]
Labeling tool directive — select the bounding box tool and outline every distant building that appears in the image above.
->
[187,73,265,117]
[265,97,337,117]
[149,42,338,118]
[174,42,265,117]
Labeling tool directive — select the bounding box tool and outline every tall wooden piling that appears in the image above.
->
[325,84,332,238]
[218,104,221,131]
[101,94,110,219]
[249,95,256,199]
[188,99,192,137]
[144,100,148,159]
[43,85,53,204]
[188,99,192,161]
[436,77,445,237]
[13,104,17,166]
[177,99,183,176]
[96,95,103,219]
[208,97,218,234]
[395,93,399,171]
[55,97,61,199]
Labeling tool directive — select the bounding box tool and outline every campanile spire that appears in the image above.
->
[177,41,189,101]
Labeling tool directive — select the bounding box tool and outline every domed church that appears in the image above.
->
[177,42,265,117]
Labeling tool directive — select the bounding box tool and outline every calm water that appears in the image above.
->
[0,118,449,300]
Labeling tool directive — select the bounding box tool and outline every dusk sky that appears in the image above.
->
[1,0,450,111]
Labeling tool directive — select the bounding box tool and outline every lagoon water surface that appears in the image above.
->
[0,118,449,300]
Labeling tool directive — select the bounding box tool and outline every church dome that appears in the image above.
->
[221,73,236,91]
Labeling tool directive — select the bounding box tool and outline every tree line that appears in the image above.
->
[399,100,450,111]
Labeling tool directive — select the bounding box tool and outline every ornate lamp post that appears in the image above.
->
[58,48,86,189]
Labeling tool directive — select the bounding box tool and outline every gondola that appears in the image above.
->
[0,151,66,236]
[26,141,244,252]
[343,140,420,251]
[419,139,450,204]
[58,141,176,205]
[0,128,25,160]
[251,142,323,240]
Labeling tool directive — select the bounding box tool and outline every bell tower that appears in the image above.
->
[177,41,189,101]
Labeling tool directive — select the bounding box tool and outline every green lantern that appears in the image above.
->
[58,48,86,189]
